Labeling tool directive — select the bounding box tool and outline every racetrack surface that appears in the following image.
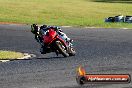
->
[0,24,132,88]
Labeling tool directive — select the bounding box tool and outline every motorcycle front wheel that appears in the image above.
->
[69,48,76,56]
[55,41,69,57]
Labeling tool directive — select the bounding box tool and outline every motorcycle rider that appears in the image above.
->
[31,24,72,54]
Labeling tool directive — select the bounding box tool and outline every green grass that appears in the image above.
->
[0,0,132,28]
[0,50,24,59]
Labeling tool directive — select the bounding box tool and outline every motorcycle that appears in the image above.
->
[41,28,76,57]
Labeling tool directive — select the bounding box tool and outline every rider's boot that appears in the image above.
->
[40,46,46,54]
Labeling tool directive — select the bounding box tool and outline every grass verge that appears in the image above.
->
[0,50,24,60]
[0,0,132,28]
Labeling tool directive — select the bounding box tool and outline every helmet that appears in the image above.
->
[40,24,47,30]
[42,25,47,28]
[31,24,39,34]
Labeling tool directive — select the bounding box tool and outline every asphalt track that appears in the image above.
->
[0,24,132,88]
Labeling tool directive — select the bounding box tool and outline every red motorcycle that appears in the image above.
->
[42,28,76,57]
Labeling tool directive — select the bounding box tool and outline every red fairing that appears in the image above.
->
[43,29,57,44]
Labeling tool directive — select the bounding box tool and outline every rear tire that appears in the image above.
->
[55,41,69,57]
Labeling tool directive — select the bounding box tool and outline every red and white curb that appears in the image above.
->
[0,53,36,62]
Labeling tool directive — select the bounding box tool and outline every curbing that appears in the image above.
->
[0,53,36,62]
[62,26,132,29]
[17,53,36,60]
[0,60,10,62]
[0,23,131,29]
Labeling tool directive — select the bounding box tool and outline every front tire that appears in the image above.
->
[55,41,69,57]
[69,48,76,56]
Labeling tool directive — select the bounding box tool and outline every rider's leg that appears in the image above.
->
[40,45,46,54]
[39,36,47,54]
